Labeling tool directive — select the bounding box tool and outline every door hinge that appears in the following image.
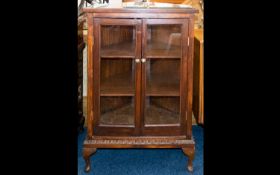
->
[187,37,189,46]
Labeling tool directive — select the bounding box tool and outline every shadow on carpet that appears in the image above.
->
[78,126,203,175]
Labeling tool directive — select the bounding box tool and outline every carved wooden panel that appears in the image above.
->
[85,137,195,145]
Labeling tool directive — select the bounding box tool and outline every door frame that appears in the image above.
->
[141,18,189,136]
[92,18,142,136]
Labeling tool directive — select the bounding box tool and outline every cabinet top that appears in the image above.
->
[82,2,198,19]
[82,7,198,14]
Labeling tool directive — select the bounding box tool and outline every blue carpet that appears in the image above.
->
[78,126,203,175]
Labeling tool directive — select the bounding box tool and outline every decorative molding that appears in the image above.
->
[85,138,195,145]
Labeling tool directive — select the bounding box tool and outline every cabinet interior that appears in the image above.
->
[99,24,182,126]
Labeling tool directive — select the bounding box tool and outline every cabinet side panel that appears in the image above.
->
[199,39,204,124]
[180,19,188,135]
[87,13,94,138]
[193,37,200,124]
[186,15,195,139]
[93,18,101,132]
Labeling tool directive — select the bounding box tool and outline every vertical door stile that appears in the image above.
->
[135,19,142,135]
[186,17,193,139]
[140,19,147,134]
[93,18,100,132]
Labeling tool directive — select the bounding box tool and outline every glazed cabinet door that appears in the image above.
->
[92,18,142,136]
[141,19,189,136]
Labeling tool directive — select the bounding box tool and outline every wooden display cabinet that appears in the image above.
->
[82,7,198,172]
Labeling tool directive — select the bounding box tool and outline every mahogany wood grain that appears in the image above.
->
[135,22,142,135]
[93,18,101,134]
[83,147,96,172]
[193,28,204,124]
[86,13,94,138]
[83,7,198,173]
[182,145,195,172]
[186,15,194,139]
[180,19,189,136]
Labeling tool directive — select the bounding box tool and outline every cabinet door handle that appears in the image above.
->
[141,58,146,63]
[135,59,140,63]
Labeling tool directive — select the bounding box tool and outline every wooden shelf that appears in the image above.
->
[101,41,181,59]
[100,103,179,125]
[146,42,181,58]
[101,73,179,96]
[101,74,135,96]
[146,86,180,96]
[145,104,179,125]
[100,104,135,125]
[146,74,180,96]
[101,41,135,58]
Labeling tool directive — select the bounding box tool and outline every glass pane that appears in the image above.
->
[146,24,181,58]
[99,24,136,126]
[146,59,180,96]
[144,97,180,125]
[100,97,135,125]
[144,59,181,125]
[100,58,135,96]
[101,25,136,58]
[100,58,135,126]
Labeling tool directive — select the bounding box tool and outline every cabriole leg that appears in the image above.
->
[182,146,195,172]
[83,147,97,172]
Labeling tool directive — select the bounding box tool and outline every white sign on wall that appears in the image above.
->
[108,0,122,8]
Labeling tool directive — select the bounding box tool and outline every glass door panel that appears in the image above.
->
[145,24,182,58]
[96,20,140,129]
[100,58,135,126]
[101,25,136,58]
[142,19,187,130]
[146,59,180,96]
[144,59,181,125]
